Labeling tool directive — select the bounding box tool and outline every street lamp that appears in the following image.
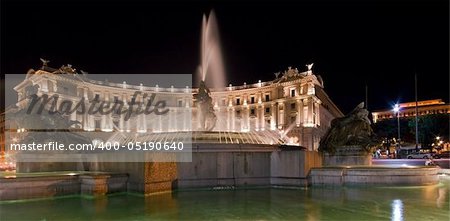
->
[393,104,401,145]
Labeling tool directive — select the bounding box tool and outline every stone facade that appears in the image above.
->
[12,65,342,151]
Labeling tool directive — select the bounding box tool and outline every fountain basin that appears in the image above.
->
[310,166,439,186]
[0,172,128,201]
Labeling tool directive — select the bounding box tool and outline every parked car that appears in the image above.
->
[406,151,434,159]
[434,151,450,159]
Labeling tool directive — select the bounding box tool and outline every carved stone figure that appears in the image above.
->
[194,80,217,131]
[58,64,77,74]
[40,58,50,67]
[319,102,378,154]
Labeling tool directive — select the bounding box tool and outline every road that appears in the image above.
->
[372,159,450,169]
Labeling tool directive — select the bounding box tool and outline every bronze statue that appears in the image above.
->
[319,102,378,154]
[194,80,217,131]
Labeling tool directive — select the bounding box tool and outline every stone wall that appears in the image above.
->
[8,144,322,198]
[177,144,321,189]
[310,167,439,186]
[0,173,128,201]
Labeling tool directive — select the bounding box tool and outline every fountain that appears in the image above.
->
[310,102,439,186]
[198,10,226,89]
[194,81,216,131]
[0,9,448,221]
[0,11,442,204]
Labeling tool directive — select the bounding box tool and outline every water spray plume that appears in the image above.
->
[198,10,226,88]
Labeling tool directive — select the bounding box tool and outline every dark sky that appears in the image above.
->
[1,0,448,113]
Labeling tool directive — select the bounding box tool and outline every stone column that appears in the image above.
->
[315,102,320,126]
[122,93,130,132]
[278,102,284,129]
[157,115,162,132]
[82,87,92,131]
[297,99,302,126]
[119,113,125,132]
[307,98,313,126]
[270,103,276,130]
[182,108,187,131]
[260,104,265,130]
[231,107,235,132]
[227,107,231,131]
[255,105,260,131]
[303,99,308,125]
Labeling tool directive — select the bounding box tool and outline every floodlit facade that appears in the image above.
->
[11,63,343,151]
[372,99,450,123]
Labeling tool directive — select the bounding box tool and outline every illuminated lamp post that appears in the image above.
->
[393,104,401,145]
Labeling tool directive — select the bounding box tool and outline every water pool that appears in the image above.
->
[1,181,449,220]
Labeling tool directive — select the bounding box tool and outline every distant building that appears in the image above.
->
[372,99,450,123]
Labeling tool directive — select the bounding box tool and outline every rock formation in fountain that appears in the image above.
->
[194,80,217,131]
[319,102,378,154]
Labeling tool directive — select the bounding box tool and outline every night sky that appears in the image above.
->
[1,0,448,113]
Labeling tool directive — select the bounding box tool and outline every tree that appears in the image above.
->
[407,114,449,149]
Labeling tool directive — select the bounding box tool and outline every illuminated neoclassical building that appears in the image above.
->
[372,99,450,123]
[12,62,343,151]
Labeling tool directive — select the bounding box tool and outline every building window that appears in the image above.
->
[236,98,240,105]
[250,96,255,104]
[291,116,296,123]
[178,100,183,107]
[290,88,296,97]
[222,99,226,106]
[95,119,101,130]
[265,94,270,101]
[236,110,241,117]
[265,107,270,113]
[94,93,100,101]
[250,108,255,115]
[291,103,296,109]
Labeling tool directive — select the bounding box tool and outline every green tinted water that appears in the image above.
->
[1,182,449,221]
